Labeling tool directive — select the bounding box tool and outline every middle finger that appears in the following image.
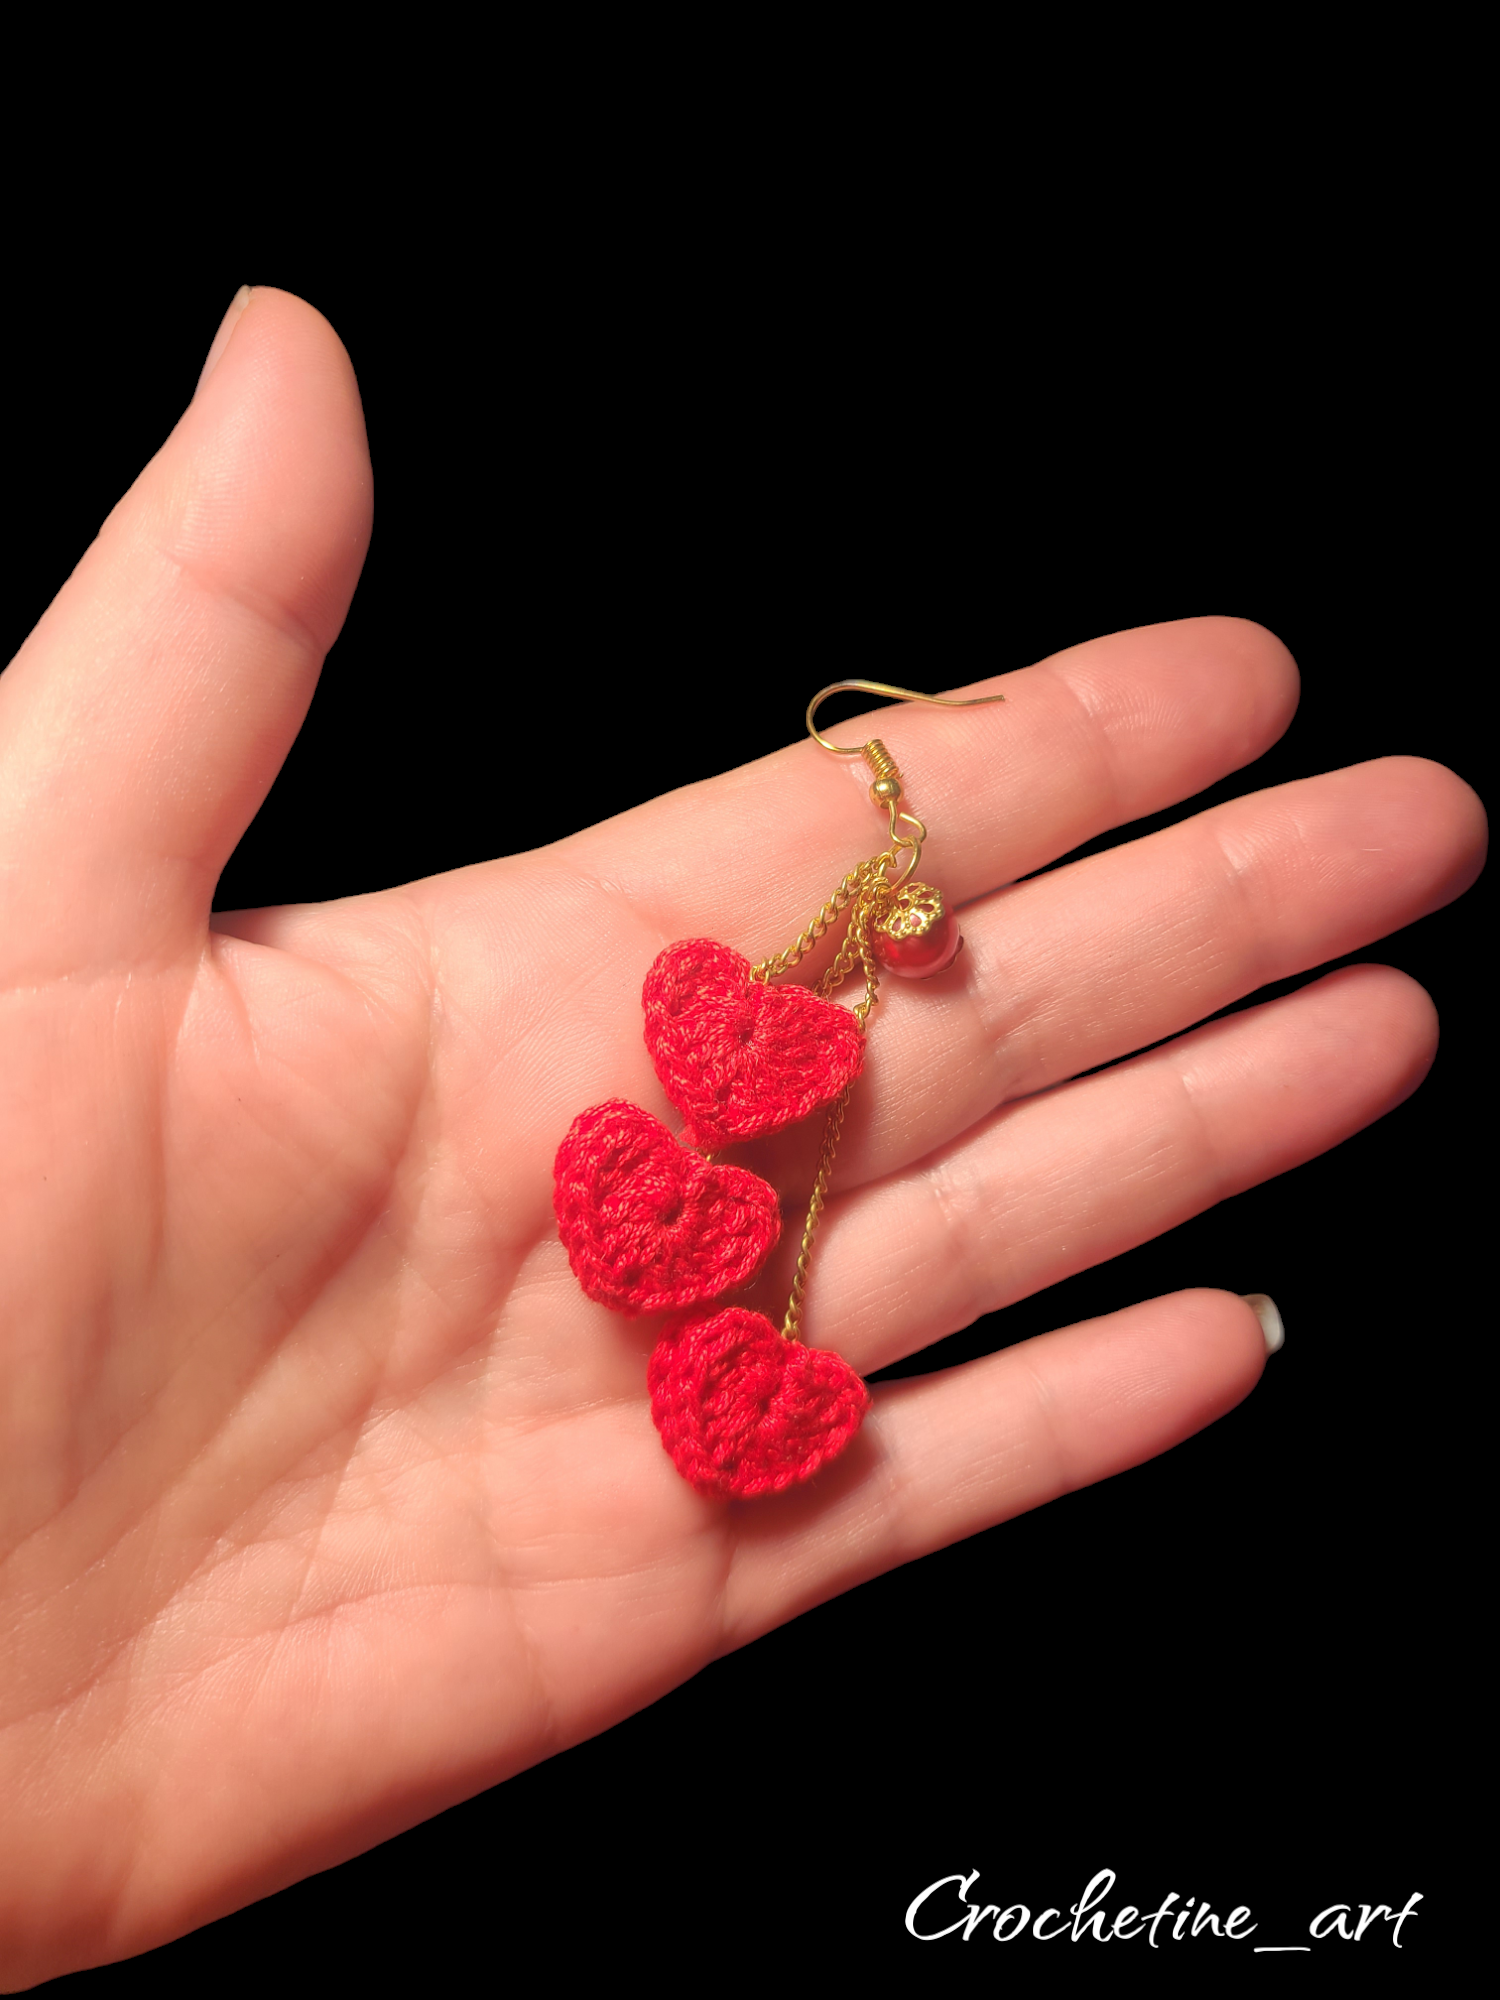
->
[740,751,1481,1194]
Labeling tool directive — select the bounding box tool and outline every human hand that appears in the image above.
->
[0,289,1483,1985]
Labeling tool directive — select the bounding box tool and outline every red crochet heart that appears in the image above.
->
[641,939,864,1149]
[553,1101,781,1315]
[648,1307,870,1498]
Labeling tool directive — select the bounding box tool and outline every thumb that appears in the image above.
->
[0,286,373,975]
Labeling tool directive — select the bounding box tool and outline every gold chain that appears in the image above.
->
[766,681,1004,1347]
[749,850,895,983]
[781,1077,855,1342]
[814,879,882,1020]
[753,861,894,1342]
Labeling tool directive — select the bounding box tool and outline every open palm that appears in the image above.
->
[0,290,1483,1987]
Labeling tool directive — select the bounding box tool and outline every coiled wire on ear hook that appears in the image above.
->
[805,679,1007,879]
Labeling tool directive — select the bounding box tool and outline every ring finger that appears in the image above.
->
[739,752,1481,1196]
[754,962,1435,1375]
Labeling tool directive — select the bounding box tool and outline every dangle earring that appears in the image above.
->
[552,680,1004,1499]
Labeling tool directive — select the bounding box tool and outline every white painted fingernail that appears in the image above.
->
[195,286,252,395]
[1241,1293,1284,1354]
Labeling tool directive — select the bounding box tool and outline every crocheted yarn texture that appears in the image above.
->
[648,1307,871,1498]
[642,938,863,1149]
[553,1100,780,1315]
[551,937,873,1499]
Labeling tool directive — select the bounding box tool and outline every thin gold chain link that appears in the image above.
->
[850,894,882,1027]
[750,850,896,983]
[781,1077,855,1342]
[748,847,906,1342]
[815,884,881,1017]
[764,681,1002,1343]
[778,883,885,1341]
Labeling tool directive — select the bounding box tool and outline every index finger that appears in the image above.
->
[561,615,1300,957]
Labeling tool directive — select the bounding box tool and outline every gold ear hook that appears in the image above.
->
[805,680,1006,759]
[806,678,1006,838]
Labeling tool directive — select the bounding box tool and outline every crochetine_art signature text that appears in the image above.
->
[904,1868,1423,1951]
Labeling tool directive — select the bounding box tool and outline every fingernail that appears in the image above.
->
[1241,1293,1284,1354]
[195,286,252,396]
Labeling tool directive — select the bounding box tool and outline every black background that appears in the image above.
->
[8,193,1482,1983]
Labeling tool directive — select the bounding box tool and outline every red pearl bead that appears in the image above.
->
[870,907,962,979]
